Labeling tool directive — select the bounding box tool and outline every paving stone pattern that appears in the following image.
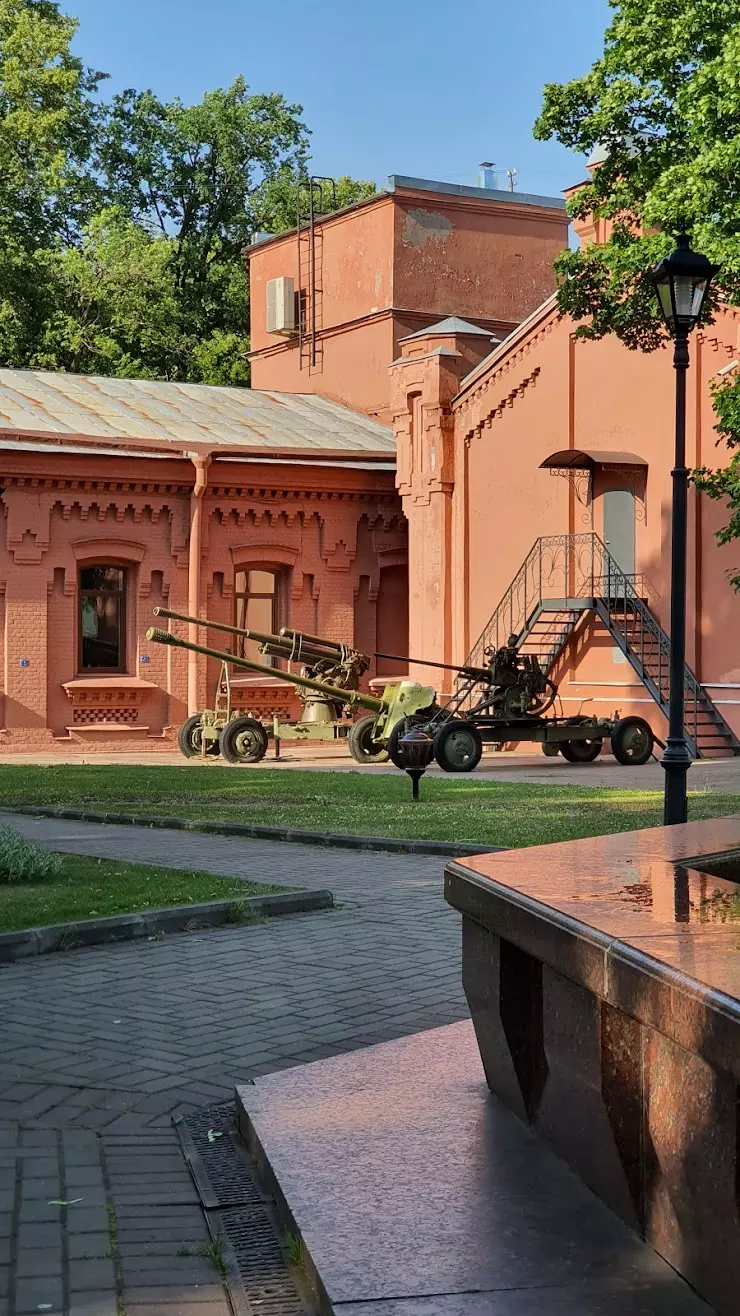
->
[0,811,462,1315]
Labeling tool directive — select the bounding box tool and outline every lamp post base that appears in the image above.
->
[661,737,692,825]
[408,770,424,801]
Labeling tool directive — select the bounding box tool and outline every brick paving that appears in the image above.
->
[0,811,462,1315]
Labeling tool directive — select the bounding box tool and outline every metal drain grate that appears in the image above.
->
[177,1102,262,1209]
[216,1204,308,1316]
[176,1101,313,1316]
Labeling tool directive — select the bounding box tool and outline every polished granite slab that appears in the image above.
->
[445,817,740,1315]
[236,1022,711,1314]
[445,817,740,1072]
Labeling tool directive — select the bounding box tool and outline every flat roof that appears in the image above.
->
[387,175,567,212]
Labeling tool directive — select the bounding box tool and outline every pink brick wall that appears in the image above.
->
[0,457,407,753]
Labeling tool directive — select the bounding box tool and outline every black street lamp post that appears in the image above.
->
[649,235,720,826]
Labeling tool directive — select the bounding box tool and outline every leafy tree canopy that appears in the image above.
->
[534,0,740,574]
[0,1,375,384]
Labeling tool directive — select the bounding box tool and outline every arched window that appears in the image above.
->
[78,566,127,672]
[234,570,279,663]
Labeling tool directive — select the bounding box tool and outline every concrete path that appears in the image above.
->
[0,813,463,1316]
[2,746,740,789]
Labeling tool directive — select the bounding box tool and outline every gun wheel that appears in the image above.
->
[219,716,269,765]
[611,716,654,766]
[178,714,221,759]
[348,714,389,764]
[433,720,483,773]
[560,739,603,763]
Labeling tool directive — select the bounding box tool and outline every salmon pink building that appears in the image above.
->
[390,294,740,756]
[1,169,738,758]
[250,172,740,759]
[0,377,406,752]
[248,174,569,426]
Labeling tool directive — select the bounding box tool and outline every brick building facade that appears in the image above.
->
[0,378,406,752]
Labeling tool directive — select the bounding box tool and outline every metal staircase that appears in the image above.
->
[463,533,740,760]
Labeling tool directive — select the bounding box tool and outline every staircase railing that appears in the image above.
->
[462,532,739,756]
[465,533,648,668]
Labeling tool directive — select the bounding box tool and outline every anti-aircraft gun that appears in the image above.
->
[375,635,654,772]
[148,609,436,764]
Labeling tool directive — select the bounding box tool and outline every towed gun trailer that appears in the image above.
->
[147,613,436,764]
[376,637,656,773]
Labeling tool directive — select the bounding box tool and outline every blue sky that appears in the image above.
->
[70,0,611,199]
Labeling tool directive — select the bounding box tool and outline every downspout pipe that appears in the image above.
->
[188,454,212,716]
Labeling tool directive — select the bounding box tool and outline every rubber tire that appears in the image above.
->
[541,742,561,757]
[611,716,655,767]
[560,739,603,764]
[348,713,390,764]
[219,716,269,765]
[433,720,483,774]
[178,714,220,759]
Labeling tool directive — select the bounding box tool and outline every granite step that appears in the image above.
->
[235,1022,712,1315]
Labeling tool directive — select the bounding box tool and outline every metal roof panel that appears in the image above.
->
[0,370,396,454]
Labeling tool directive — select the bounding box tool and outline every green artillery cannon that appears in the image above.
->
[147,616,436,765]
[375,640,655,772]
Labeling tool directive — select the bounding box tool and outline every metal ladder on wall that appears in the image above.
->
[296,176,334,376]
[462,533,740,759]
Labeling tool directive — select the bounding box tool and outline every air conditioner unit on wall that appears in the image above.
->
[266,276,297,335]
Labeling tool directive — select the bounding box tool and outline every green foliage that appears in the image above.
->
[253,169,376,234]
[0,0,105,246]
[0,824,62,883]
[534,0,740,571]
[0,3,374,385]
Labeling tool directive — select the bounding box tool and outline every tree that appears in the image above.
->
[253,169,376,234]
[534,0,740,569]
[0,0,105,244]
[91,80,374,384]
[0,0,105,363]
[0,4,375,385]
[31,209,187,379]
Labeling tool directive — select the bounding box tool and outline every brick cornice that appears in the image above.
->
[2,475,190,495]
[0,475,401,505]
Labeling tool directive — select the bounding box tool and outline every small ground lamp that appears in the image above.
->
[649,234,720,826]
[396,727,435,801]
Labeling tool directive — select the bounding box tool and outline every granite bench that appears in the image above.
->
[445,816,740,1316]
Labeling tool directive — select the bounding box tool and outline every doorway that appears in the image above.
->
[603,487,636,577]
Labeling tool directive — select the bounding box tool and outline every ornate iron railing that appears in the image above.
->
[461,533,739,756]
[465,533,652,668]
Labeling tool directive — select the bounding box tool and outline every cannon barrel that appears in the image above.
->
[258,635,360,666]
[153,605,278,648]
[146,628,385,712]
[374,651,490,682]
[153,606,359,666]
[279,627,346,655]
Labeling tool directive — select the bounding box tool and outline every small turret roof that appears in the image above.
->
[402,317,498,341]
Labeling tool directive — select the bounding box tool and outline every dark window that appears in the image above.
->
[78,566,126,672]
[234,570,278,663]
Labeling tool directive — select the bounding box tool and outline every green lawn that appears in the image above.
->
[1,763,738,850]
[0,851,281,933]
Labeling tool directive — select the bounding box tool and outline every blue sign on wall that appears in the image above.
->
[19,658,29,668]
[140,655,150,664]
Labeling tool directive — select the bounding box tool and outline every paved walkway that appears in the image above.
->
[3,747,740,790]
[0,813,462,1316]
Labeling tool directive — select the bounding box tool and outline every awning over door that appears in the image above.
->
[540,449,647,471]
